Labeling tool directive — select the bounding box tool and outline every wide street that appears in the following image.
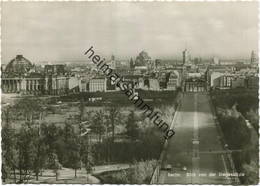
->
[159,93,232,184]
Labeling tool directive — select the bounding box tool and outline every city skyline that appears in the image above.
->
[2,2,258,63]
[1,2,258,185]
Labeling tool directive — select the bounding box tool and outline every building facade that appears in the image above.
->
[246,76,258,89]
[167,71,180,90]
[182,49,189,65]
[89,78,107,92]
[1,55,70,95]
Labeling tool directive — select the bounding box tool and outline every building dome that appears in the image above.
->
[4,55,34,76]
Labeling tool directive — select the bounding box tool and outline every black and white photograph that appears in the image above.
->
[1,1,259,185]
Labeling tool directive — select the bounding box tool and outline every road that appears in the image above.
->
[159,93,232,184]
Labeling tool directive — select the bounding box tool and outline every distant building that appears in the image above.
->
[1,55,83,95]
[137,77,145,89]
[193,57,199,65]
[167,71,180,90]
[182,49,189,65]
[231,76,246,88]
[210,72,225,88]
[2,73,45,95]
[158,72,167,89]
[89,78,107,92]
[246,76,258,89]
[130,58,135,70]
[197,64,208,74]
[4,55,34,76]
[68,76,81,93]
[80,79,87,92]
[134,66,148,75]
[155,59,162,69]
[147,60,155,72]
[134,66,148,71]
[182,49,192,65]
[213,75,233,89]
[213,57,219,65]
[148,79,160,91]
[219,60,237,66]
[45,75,69,95]
[1,55,45,95]
[119,80,135,90]
[135,51,151,67]
[44,64,66,75]
[250,50,257,65]
[188,72,201,79]
[107,55,116,69]
[116,75,142,90]
[234,63,251,71]
[206,65,233,85]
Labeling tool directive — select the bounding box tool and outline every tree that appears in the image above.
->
[62,125,81,178]
[79,98,85,122]
[130,58,135,69]
[78,111,93,137]
[41,123,60,154]
[91,110,106,143]
[2,163,9,183]
[33,110,48,181]
[2,105,12,126]
[14,97,44,123]
[126,111,139,141]
[222,116,251,150]
[2,121,18,183]
[16,123,38,183]
[33,129,47,181]
[2,100,47,183]
[67,137,81,178]
[105,106,122,162]
[242,161,259,184]
[81,134,93,178]
[64,122,75,144]
[127,160,157,184]
[105,106,122,143]
[48,153,61,181]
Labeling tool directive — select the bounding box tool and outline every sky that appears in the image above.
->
[2,1,258,63]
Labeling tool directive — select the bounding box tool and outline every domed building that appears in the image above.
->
[1,55,45,94]
[4,55,34,77]
[1,55,70,95]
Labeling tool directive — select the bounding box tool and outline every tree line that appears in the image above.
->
[211,91,258,184]
[2,97,164,183]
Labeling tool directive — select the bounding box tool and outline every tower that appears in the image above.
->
[110,55,116,69]
[183,49,189,65]
[250,50,257,65]
[111,55,115,61]
[130,58,134,69]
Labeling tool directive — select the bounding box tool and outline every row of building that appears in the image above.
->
[1,55,183,95]
[2,74,84,95]
[207,65,258,90]
[209,72,258,90]
[1,51,258,95]
[88,70,181,92]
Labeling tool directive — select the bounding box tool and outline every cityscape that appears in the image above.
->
[1,1,259,185]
